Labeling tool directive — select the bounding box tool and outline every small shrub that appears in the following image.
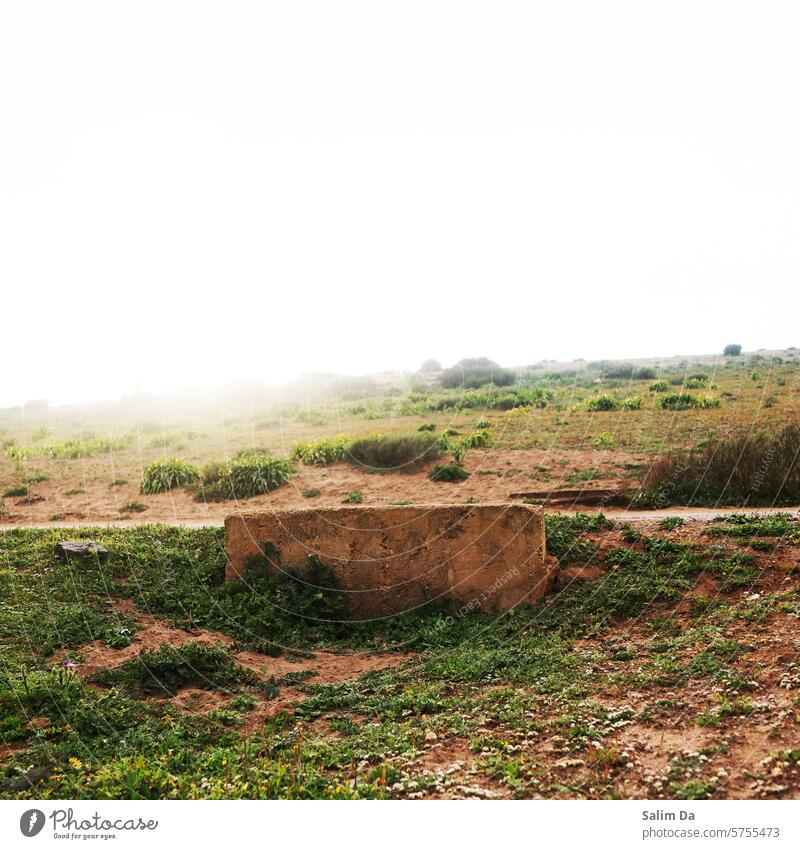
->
[586,395,619,412]
[3,485,28,497]
[120,500,147,513]
[723,343,742,357]
[417,423,436,432]
[429,463,471,482]
[475,419,491,429]
[347,432,442,472]
[342,491,364,503]
[593,432,615,448]
[649,380,669,392]
[141,458,201,494]
[622,396,643,410]
[303,488,321,498]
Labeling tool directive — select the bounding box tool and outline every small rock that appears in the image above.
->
[424,730,438,742]
[54,541,109,564]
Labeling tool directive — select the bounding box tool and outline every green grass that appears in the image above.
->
[0,519,794,800]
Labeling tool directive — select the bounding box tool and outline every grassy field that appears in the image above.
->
[3,513,800,799]
[1,349,799,523]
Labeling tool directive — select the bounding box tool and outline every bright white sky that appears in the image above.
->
[1,2,799,406]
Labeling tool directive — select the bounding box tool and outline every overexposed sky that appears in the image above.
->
[1,2,799,406]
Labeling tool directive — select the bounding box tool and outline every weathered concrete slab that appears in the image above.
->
[225,503,550,620]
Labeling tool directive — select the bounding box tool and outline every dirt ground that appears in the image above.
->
[0,447,645,525]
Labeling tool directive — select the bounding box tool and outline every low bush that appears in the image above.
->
[586,395,619,412]
[622,396,643,410]
[346,432,442,472]
[3,485,28,497]
[660,393,696,411]
[475,419,491,429]
[342,491,364,503]
[417,423,436,432]
[649,380,669,392]
[140,458,201,494]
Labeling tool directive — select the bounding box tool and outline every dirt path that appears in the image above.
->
[2,505,799,532]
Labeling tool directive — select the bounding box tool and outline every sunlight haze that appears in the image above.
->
[2,1,799,406]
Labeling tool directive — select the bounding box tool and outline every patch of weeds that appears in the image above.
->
[290,435,351,466]
[342,491,364,504]
[92,641,268,697]
[120,501,147,513]
[3,486,28,498]
[429,463,470,482]
[302,489,321,498]
[659,516,685,531]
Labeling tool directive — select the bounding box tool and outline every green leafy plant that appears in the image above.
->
[199,452,295,500]
[342,491,364,503]
[140,458,202,494]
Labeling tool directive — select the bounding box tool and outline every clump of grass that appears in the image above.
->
[141,458,202,494]
[3,485,28,497]
[622,396,643,410]
[290,435,351,466]
[342,491,364,503]
[303,488,321,498]
[649,380,669,392]
[347,432,442,472]
[120,500,147,513]
[199,452,295,501]
[475,419,491,429]
[429,463,470,482]
[636,423,800,507]
[25,472,49,483]
[417,423,436,432]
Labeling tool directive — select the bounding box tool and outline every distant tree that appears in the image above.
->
[723,344,742,357]
[439,357,516,389]
[419,358,442,373]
